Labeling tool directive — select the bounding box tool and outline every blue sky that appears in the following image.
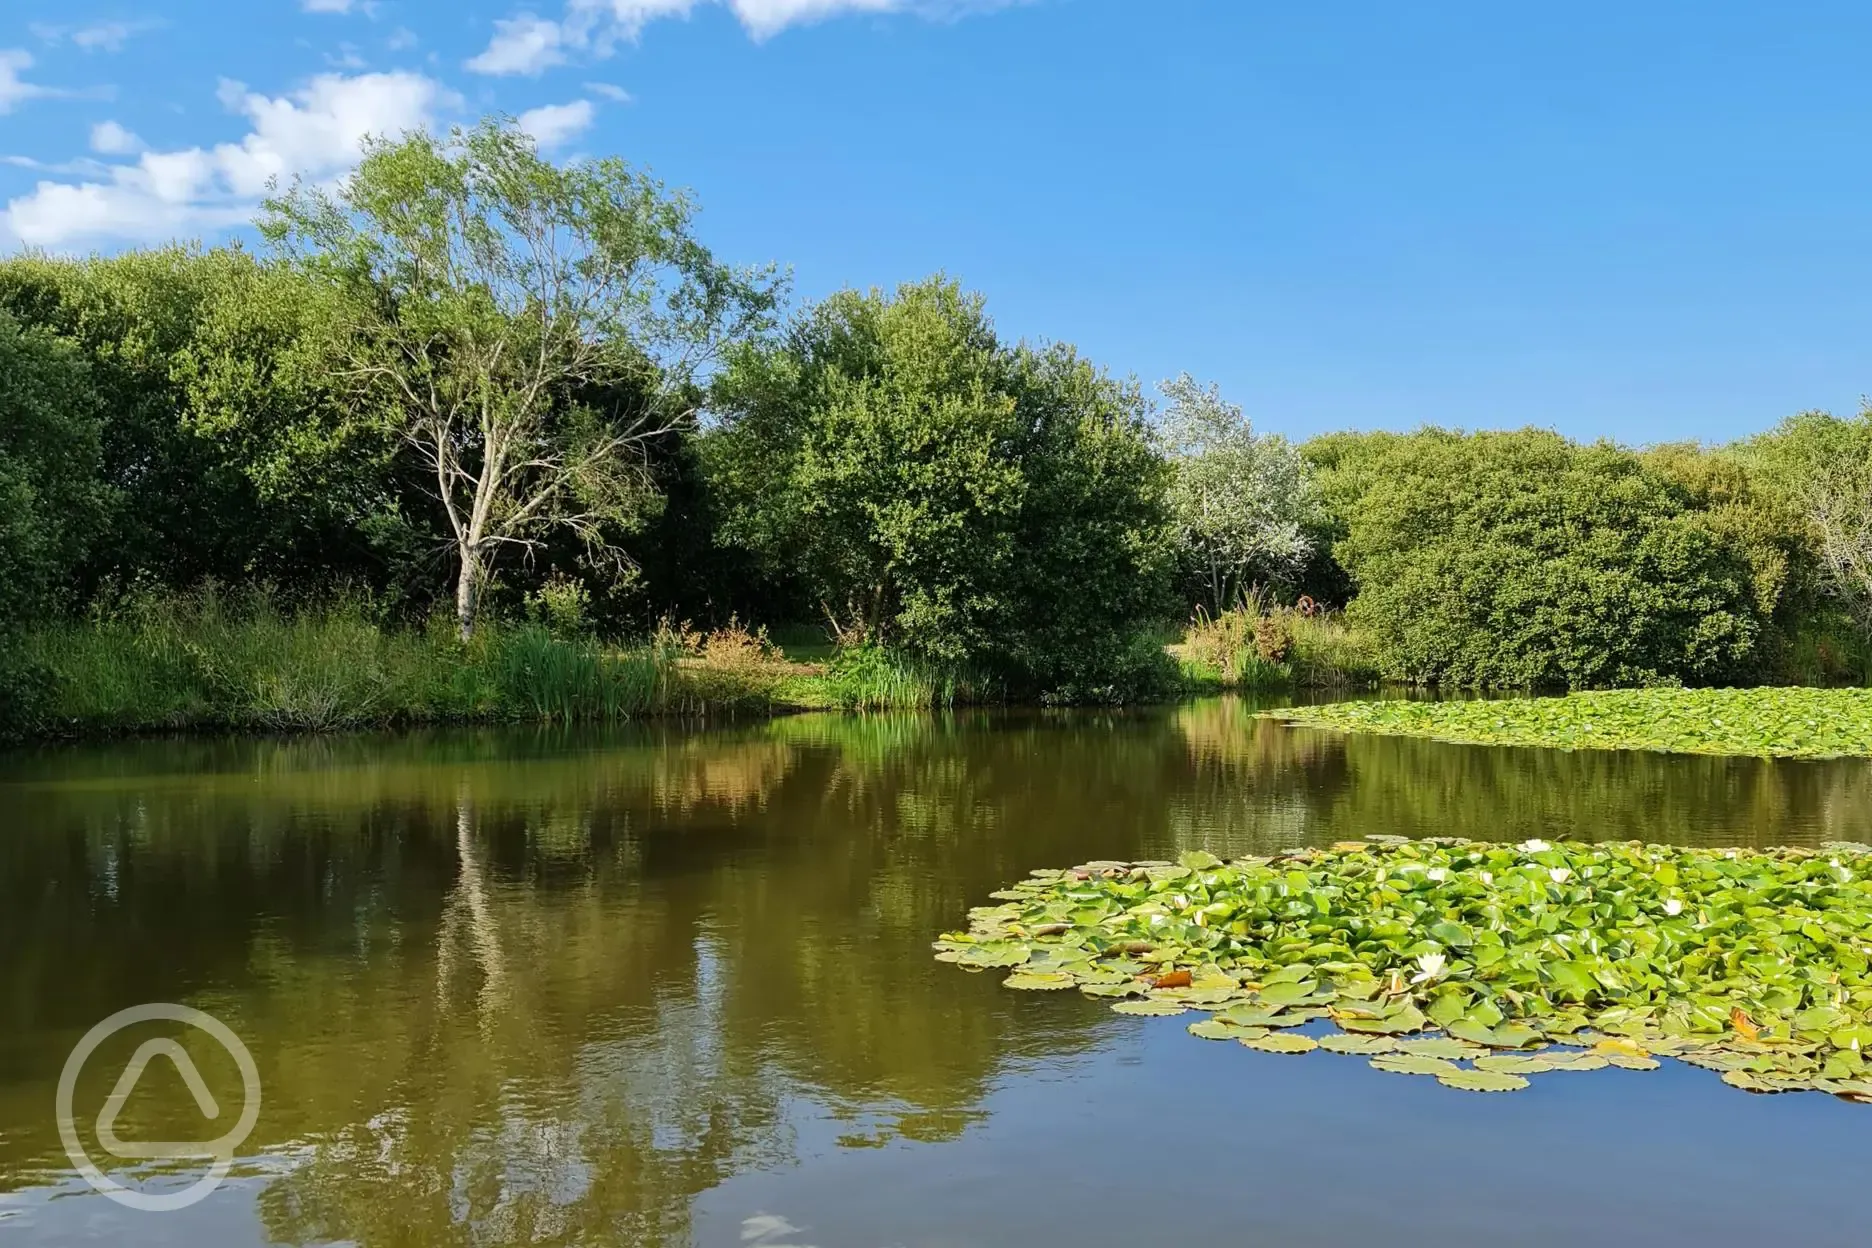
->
[2,0,1869,444]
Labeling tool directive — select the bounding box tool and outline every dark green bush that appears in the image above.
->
[707,277,1176,699]
[0,309,106,631]
[1318,428,1803,689]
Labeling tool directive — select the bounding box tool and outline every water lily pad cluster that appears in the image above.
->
[1261,687,1872,759]
[934,838,1872,1100]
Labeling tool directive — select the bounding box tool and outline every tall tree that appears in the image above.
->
[1739,409,1872,643]
[1158,373,1316,613]
[0,247,387,598]
[0,309,106,627]
[262,117,778,638]
[708,277,1175,696]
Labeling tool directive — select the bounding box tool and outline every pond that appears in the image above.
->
[2,697,1869,1246]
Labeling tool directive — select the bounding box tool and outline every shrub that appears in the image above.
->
[1319,428,1796,689]
[1252,612,1294,664]
[708,276,1176,698]
[1179,599,1378,692]
[526,573,595,638]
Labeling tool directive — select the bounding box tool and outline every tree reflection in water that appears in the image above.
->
[0,703,1866,1245]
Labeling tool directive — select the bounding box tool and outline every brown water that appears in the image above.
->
[2,698,1870,1247]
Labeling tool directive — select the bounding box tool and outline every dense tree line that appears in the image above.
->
[0,116,1868,708]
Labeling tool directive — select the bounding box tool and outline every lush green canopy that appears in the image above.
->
[1311,428,1806,688]
[708,277,1176,697]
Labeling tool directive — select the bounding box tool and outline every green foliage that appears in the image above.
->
[817,645,953,711]
[1267,686,1872,759]
[0,247,392,597]
[262,117,780,638]
[526,573,595,637]
[708,276,1176,697]
[0,309,106,628]
[20,589,778,734]
[1159,373,1319,612]
[941,838,1872,1099]
[1178,600,1381,692]
[1317,428,1798,688]
[486,625,669,723]
[1736,409,1872,656]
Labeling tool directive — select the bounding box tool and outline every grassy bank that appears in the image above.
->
[3,593,996,740]
[15,594,750,737]
[1172,601,1382,693]
[1264,686,1872,759]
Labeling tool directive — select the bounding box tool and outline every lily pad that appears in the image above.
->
[1395,1038,1484,1060]
[1369,1054,1462,1077]
[1240,1033,1318,1054]
[1256,980,1320,1007]
[1317,1033,1400,1055]
[1474,1054,1558,1075]
[1438,1069,1531,1093]
[1722,1070,1789,1094]
[1604,1053,1663,1071]
[1187,1020,1244,1041]
[938,836,1872,1104]
[1259,687,1872,761]
[1079,980,1148,999]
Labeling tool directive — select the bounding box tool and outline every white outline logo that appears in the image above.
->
[56,1003,262,1212]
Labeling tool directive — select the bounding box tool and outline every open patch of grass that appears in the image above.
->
[1263,686,1872,759]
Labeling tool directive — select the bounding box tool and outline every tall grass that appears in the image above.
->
[813,644,955,711]
[1177,596,1380,693]
[15,588,777,737]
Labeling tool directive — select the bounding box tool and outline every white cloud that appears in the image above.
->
[466,13,569,75]
[0,49,57,112]
[90,120,144,155]
[2,154,112,175]
[387,27,420,51]
[468,0,1015,74]
[4,70,453,248]
[30,19,162,51]
[729,0,898,39]
[584,81,632,102]
[74,20,160,52]
[517,99,596,150]
[303,0,359,12]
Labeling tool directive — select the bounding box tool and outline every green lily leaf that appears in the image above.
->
[1438,1069,1531,1093]
[1240,1033,1318,1054]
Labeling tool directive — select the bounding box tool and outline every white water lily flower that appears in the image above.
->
[1425,867,1450,883]
[1410,952,1447,984]
[1518,839,1551,853]
[1549,867,1572,884]
[1663,898,1684,917]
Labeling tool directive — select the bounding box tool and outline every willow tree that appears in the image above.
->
[261,117,777,638]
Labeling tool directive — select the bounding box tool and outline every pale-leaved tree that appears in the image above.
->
[1158,373,1315,613]
[262,117,778,637]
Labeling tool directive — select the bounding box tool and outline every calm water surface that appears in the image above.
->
[2,698,1870,1246]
